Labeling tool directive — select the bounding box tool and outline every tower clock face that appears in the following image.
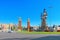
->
[44,13,47,16]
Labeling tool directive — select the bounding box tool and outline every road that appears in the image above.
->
[0,32,60,40]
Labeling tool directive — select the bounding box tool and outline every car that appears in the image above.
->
[11,31,13,32]
[8,30,13,33]
[8,31,12,33]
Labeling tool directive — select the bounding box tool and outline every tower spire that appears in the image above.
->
[43,8,47,16]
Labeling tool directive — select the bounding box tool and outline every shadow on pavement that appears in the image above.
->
[0,38,29,40]
[32,36,60,40]
[0,36,60,40]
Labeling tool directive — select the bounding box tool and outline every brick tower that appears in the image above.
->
[27,18,30,32]
[18,17,22,31]
[41,9,47,31]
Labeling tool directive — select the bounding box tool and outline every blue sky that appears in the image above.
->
[0,0,60,26]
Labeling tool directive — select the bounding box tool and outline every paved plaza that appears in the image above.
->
[0,32,60,40]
